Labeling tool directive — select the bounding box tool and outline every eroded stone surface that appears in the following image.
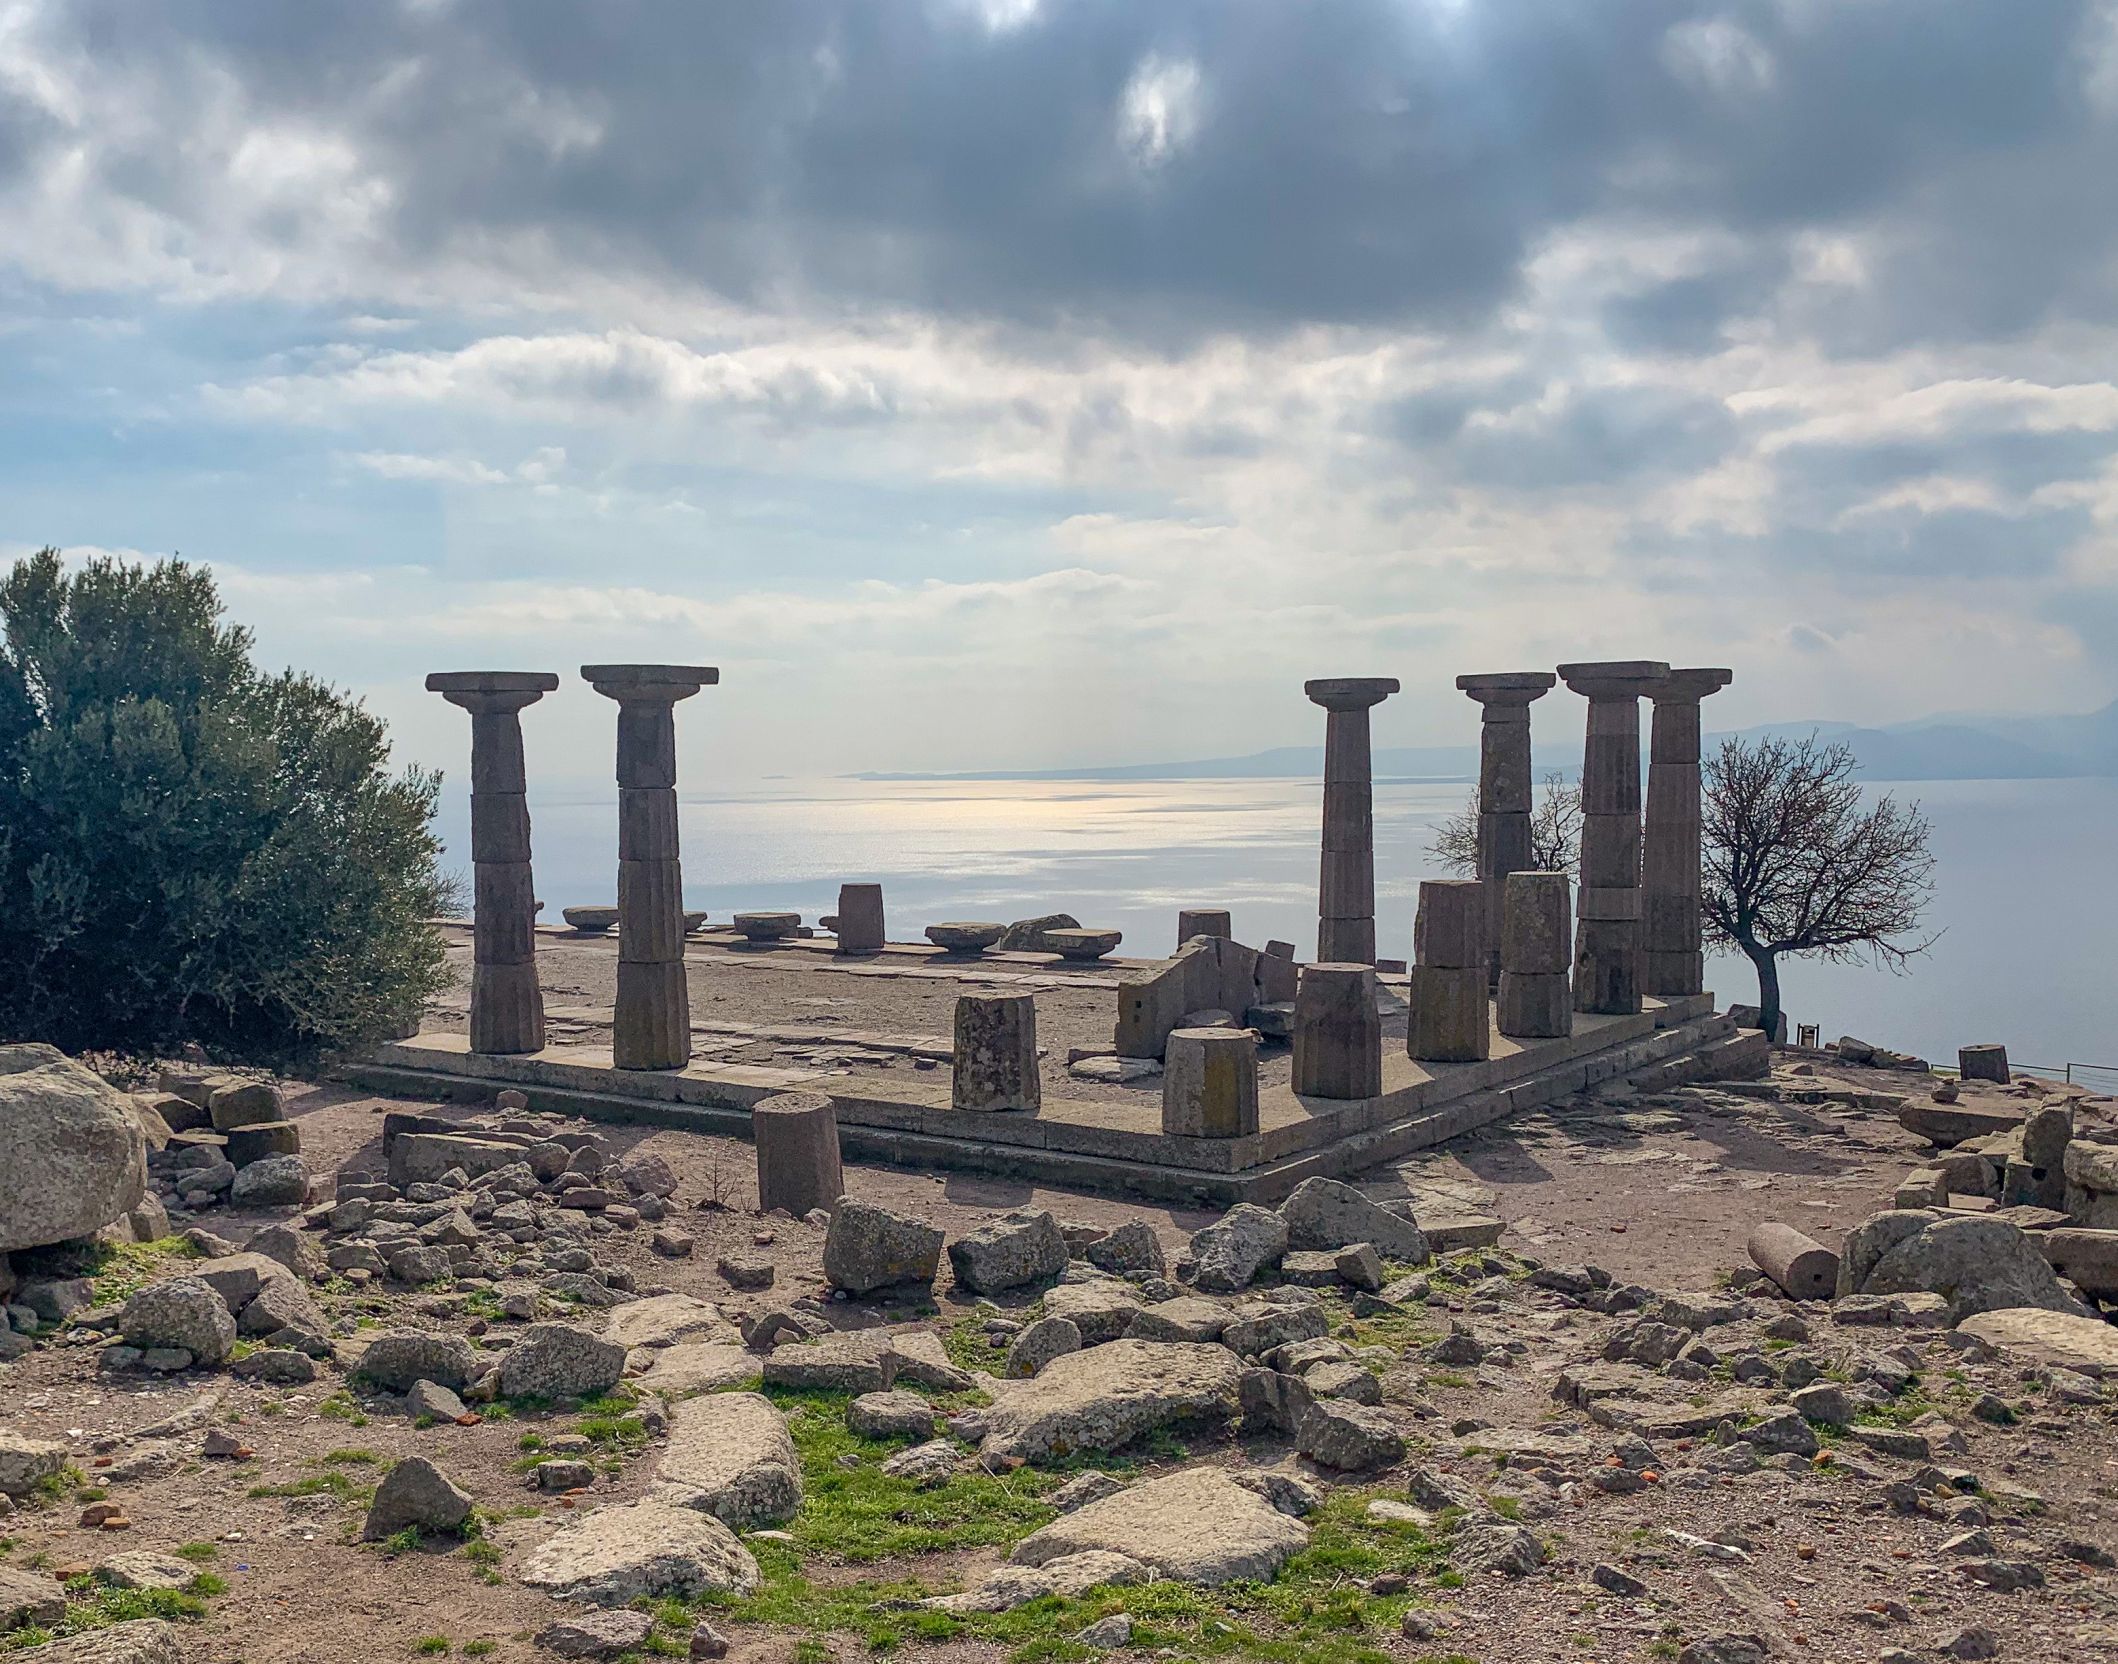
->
[1012,1468,1310,1584]
[519,1500,761,1607]
[981,1339,1243,1463]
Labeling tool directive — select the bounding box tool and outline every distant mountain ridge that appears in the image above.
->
[854,700,2118,785]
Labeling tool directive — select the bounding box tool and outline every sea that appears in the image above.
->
[436,774,2118,1081]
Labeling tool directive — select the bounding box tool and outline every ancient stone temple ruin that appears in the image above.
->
[358,656,1763,1200]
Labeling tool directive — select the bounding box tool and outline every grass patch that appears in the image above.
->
[82,1236,202,1307]
[942,1315,1007,1378]
[247,1470,370,1503]
[414,1638,451,1656]
[323,1448,382,1466]
[0,1582,209,1654]
[317,1392,369,1428]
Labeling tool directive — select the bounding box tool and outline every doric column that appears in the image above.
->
[1305,677,1399,965]
[1556,660,1670,1015]
[1641,668,1731,996]
[1291,963,1382,1099]
[1455,672,1557,986]
[582,664,719,1070]
[426,672,559,1054]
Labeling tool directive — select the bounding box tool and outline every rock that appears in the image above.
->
[1011,1468,1309,1584]
[1075,1614,1134,1649]
[1591,1561,1648,1596]
[640,1343,761,1400]
[848,1390,938,1439]
[243,1223,324,1282]
[618,1152,679,1198]
[499,1323,627,1401]
[761,1331,892,1394]
[1278,1177,1430,1263]
[688,1621,731,1660]
[1004,1315,1083,1378]
[406,1379,470,1421]
[1677,1638,1769,1664]
[1741,1408,1819,1457]
[532,1459,597,1492]
[1840,1210,2087,1320]
[982,1338,1244,1463]
[1049,1471,1128,1511]
[187,1251,292,1314]
[925,921,1006,952]
[823,1200,944,1295]
[231,1347,316,1384]
[1190,1204,1288,1293]
[1043,1282,1146,1344]
[1942,1627,2000,1660]
[362,1455,473,1539]
[92,1552,201,1592]
[0,1044,147,1253]
[238,1275,326,1340]
[206,1081,282,1130]
[885,1327,975,1390]
[537,1609,656,1659]
[353,1331,481,1393]
[926,1551,1150,1613]
[1295,1400,1405,1471]
[949,1210,1069,1294]
[519,1499,760,1606]
[1084,1220,1165,1277]
[10,1620,187,1663]
[1129,1296,1231,1343]
[715,1253,771,1288]
[230,1156,308,1209]
[599,1294,736,1354]
[651,1392,802,1528]
[1454,1520,1543,1576]
[119,1278,234,1366]
[0,1428,68,1496]
[1956,1307,2118,1375]
[996,914,1081,952]
[880,1439,962,1487]
[1,1562,66,1627]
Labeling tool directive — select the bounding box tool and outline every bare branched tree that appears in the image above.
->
[1701,732,1936,1037]
[1428,771,1584,877]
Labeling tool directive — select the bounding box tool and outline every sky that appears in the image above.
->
[5,0,2118,784]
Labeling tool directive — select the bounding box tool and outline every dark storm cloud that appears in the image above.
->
[6,0,2113,348]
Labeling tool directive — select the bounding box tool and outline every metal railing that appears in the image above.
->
[2005,1060,2118,1089]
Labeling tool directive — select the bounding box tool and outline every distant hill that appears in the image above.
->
[854,700,2118,786]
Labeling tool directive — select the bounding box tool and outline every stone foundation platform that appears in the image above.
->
[342,991,1766,1204]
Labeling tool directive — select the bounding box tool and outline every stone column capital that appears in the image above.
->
[1455,671,1555,713]
[1648,667,1734,705]
[426,671,560,717]
[582,664,719,704]
[1557,660,1671,701]
[1304,676,1399,713]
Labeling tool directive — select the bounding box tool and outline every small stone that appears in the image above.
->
[532,1459,597,1492]
[1591,1562,1647,1596]
[1942,1628,2000,1661]
[1075,1613,1134,1649]
[537,1609,656,1659]
[653,1230,697,1259]
[406,1379,470,1422]
[847,1390,938,1440]
[362,1456,473,1540]
[716,1254,772,1289]
[689,1620,731,1659]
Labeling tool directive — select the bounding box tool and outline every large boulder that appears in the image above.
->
[0,1044,147,1253]
[1011,1468,1309,1585]
[352,1331,480,1393]
[1838,1210,2088,1321]
[499,1323,627,1401]
[519,1499,760,1607]
[230,1155,309,1209]
[119,1277,235,1366]
[1277,1178,1430,1264]
[650,1392,802,1528]
[823,1200,944,1296]
[1190,1204,1287,1293]
[1955,1307,2118,1377]
[603,1293,740,1352]
[981,1339,1244,1463]
[948,1210,1068,1295]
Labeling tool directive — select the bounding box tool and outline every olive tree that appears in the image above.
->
[0,548,451,1061]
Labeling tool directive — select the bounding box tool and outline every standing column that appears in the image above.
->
[1641,669,1732,997]
[583,664,719,1070]
[1455,672,1557,987]
[1305,677,1400,965]
[1556,661,1670,1015]
[425,672,560,1054]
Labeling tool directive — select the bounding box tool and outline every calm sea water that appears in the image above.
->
[435,775,2118,1074]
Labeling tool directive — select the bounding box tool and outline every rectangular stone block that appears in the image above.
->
[836,883,886,952]
[469,960,544,1054]
[1641,949,1704,998]
[1407,964,1490,1062]
[1320,783,1374,850]
[473,862,537,965]
[1115,940,1217,1058]
[1641,891,1697,951]
[1292,963,1382,1099]
[1501,872,1572,973]
[618,787,681,860]
[1578,815,1641,888]
[1573,916,1640,1016]
[1319,845,1373,915]
[1581,732,1641,815]
[1497,970,1571,1038]
[618,859,687,963]
[1650,702,1702,764]
[470,792,532,864]
[1316,916,1376,966]
[1479,730,1532,813]
[1577,886,1641,921]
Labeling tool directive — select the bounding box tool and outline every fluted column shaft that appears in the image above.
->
[1557,660,1670,1016]
[1642,668,1732,996]
[1306,677,1399,965]
[1456,672,1556,987]
[427,672,559,1054]
[584,663,719,1070]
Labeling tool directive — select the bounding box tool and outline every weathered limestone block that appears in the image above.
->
[953,991,1040,1113]
[1176,909,1233,944]
[1279,1176,1429,1263]
[1413,879,1485,970]
[925,921,1004,953]
[834,883,885,953]
[752,1092,844,1219]
[1010,1468,1309,1586]
[1496,972,1570,1039]
[519,1499,760,1606]
[949,1209,1069,1294]
[979,1339,1244,1463]
[1190,1204,1289,1293]
[1407,965,1489,1063]
[1291,964,1380,1100]
[1162,1028,1260,1138]
[1559,659,1669,1014]
[652,1392,801,1527]
[823,1200,943,1295]
[1959,1043,2011,1083]
[1838,1209,2088,1320]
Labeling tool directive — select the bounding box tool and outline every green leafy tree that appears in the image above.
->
[0,548,451,1061]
